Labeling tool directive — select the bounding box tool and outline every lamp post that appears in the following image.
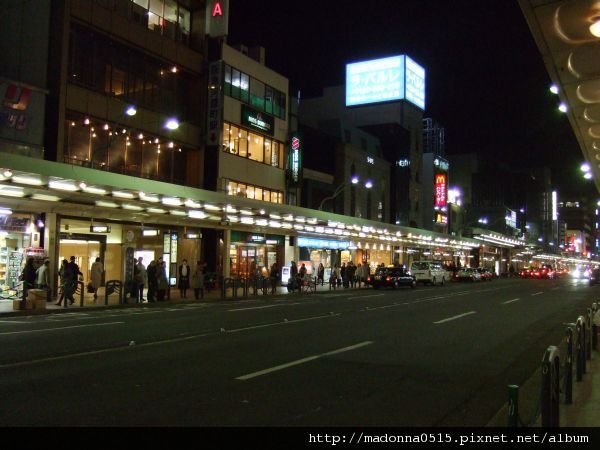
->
[318,177,372,212]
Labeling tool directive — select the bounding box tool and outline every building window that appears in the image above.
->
[226,179,283,204]
[223,64,286,119]
[221,122,284,169]
[122,0,191,44]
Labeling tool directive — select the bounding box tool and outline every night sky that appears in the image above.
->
[228,0,588,195]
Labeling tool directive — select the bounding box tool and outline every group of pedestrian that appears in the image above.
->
[132,257,205,303]
[56,256,84,306]
[328,262,370,289]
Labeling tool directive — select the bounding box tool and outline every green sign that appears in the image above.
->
[241,105,274,135]
[231,231,284,245]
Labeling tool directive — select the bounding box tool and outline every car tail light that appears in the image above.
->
[386,276,391,281]
[367,277,372,282]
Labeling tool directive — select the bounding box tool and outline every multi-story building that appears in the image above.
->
[0,1,481,296]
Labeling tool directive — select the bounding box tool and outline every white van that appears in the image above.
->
[410,261,449,286]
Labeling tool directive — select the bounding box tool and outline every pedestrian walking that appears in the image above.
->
[190,261,205,300]
[317,263,325,286]
[330,265,339,290]
[65,256,83,306]
[178,259,190,298]
[269,262,279,294]
[157,260,168,302]
[56,259,69,306]
[35,258,50,290]
[134,257,147,303]
[20,257,37,301]
[146,260,158,303]
[90,257,103,302]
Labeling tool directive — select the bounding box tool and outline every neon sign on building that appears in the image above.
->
[434,173,447,207]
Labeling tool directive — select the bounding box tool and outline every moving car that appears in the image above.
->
[457,268,482,282]
[519,267,533,278]
[367,266,416,289]
[588,268,600,286]
[409,261,449,286]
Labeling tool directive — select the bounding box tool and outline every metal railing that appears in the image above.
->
[507,302,599,427]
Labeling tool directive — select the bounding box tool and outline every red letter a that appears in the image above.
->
[212,1,223,17]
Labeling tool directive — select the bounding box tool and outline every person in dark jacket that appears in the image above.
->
[20,257,37,301]
[146,260,158,303]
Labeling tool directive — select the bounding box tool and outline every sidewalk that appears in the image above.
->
[0,280,362,317]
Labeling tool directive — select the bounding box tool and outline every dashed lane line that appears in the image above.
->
[236,341,373,381]
[433,311,477,324]
[223,314,341,333]
[501,298,520,305]
[531,292,544,296]
[0,321,124,336]
[229,303,301,312]
[347,294,385,300]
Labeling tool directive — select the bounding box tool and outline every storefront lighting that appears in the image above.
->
[558,103,568,113]
[304,226,315,232]
[113,190,135,199]
[269,214,281,220]
[365,180,373,189]
[161,196,181,206]
[256,219,268,226]
[82,185,107,195]
[590,17,600,37]
[142,229,160,237]
[96,200,119,208]
[0,207,12,216]
[227,215,239,222]
[1,170,13,180]
[0,186,25,197]
[188,210,207,219]
[123,204,144,211]
[293,224,304,230]
[295,217,306,223]
[138,192,160,203]
[169,210,187,216]
[259,209,266,215]
[31,193,62,202]
[283,214,294,221]
[204,204,221,211]
[184,233,201,239]
[241,217,254,225]
[240,210,254,216]
[49,180,79,191]
[269,221,281,228]
[90,225,111,233]
[147,207,166,214]
[281,223,293,229]
[125,106,137,116]
[225,205,238,213]
[185,199,201,208]
[549,84,559,95]
[11,175,44,186]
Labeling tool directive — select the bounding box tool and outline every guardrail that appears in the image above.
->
[507,301,599,427]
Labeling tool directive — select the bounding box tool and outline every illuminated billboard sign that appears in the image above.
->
[345,55,425,109]
[434,173,447,207]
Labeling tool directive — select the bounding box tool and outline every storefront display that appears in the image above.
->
[229,231,284,278]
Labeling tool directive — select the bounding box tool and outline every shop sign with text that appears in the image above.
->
[241,105,274,135]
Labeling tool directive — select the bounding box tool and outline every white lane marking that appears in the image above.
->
[224,314,340,333]
[502,298,520,305]
[531,292,544,296]
[433,311,476,324]
[236,341,373,381]
[0,320,30,324]
[551,287,560,290]
[0,330,213,369]
[229,303,301,312]
[0,322,124,336]
[364,303,404,311]
[347,294,385,300]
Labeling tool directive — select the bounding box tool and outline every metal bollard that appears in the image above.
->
[541,345,560,428]
[565,327,573,404]
[593,303,598,351]
[587,308,593,360]
[576,318,584,381]
[507,385,519,427]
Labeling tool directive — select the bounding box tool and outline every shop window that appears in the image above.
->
[264,139,272,167]
[178,7,191,44]
[238,129,248,157]
[255,187,263,201]
[247,185,255,200]
[250,79,265,110]
[248,133,264,163]
[240,73,250,102]
[231,69,242,99]
[224,65,232,97]
[265,86,274,115]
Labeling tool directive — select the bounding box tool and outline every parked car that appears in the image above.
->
[519,267,533,278]
[457,268,482,282]
[476,268,494,281]
[532,264,555,279]
[409,261,449,286]
[367,266,416,289]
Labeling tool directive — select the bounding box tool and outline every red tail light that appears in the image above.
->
[386,276,391,281]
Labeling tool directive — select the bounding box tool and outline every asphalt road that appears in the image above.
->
[0,276,595,427]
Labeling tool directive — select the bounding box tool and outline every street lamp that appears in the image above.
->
[318,177,372,211]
